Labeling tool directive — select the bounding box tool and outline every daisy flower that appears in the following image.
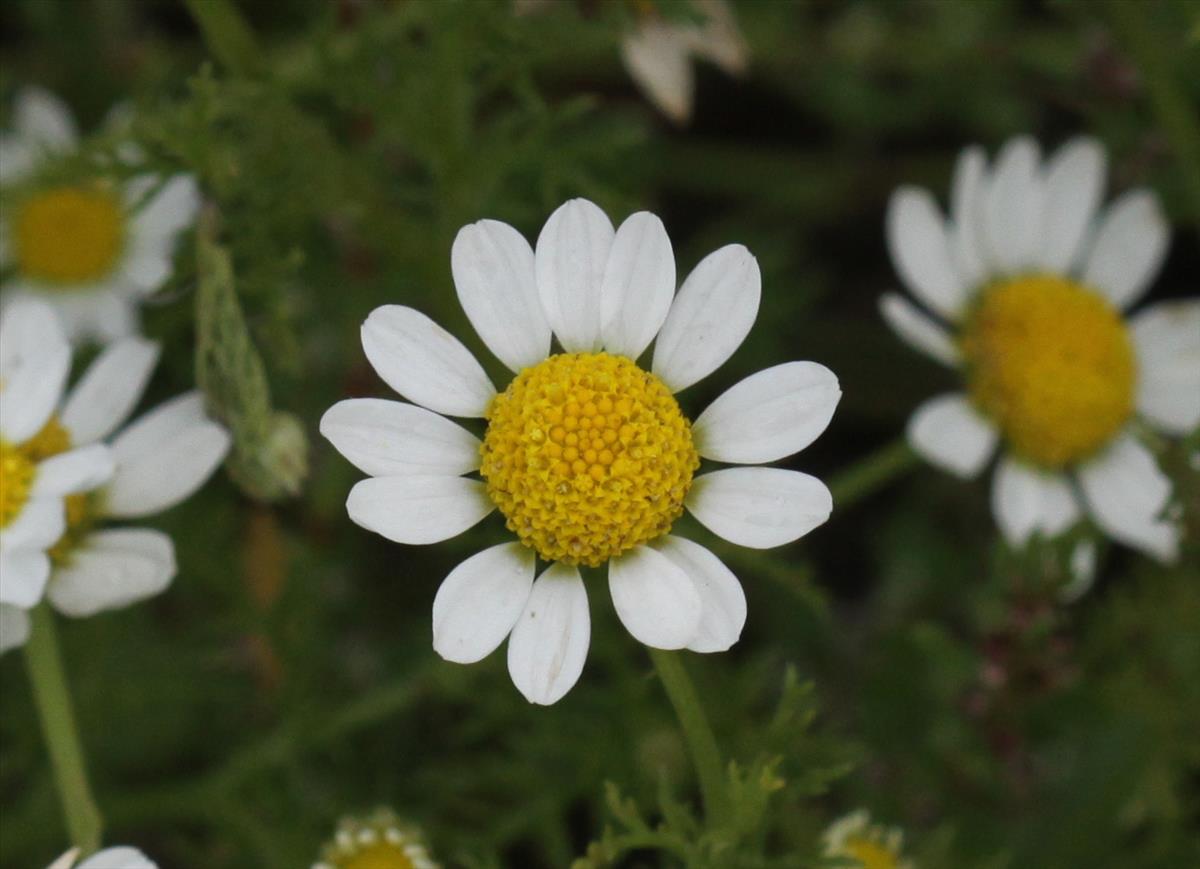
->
[322,198,841,704]
[0,300,230,654]
[882,136,1199,562]
[0,87,200,344]
[313,809,438,869]
[620,0,748,125]
[47,846,156,869]
[822,809,912,869]
[1,301,114,651]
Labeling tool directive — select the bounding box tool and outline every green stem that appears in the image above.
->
[1105,0,1200,227]
[183,0,261,76]
[648,648,730,828]
[828,437,918,509]
[23,605,103,855]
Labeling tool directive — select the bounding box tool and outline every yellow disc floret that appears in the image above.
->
[961,275,1136,469]
[843,838,902,869]
[315,809,438,869]
[481,352,699,567]
[14,184,125,284]
[0,440,36,528]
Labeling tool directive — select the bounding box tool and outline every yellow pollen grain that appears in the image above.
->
[480,352,699,567]
[844,837,901,869]
[961,275,1136,469]
[14,184,125,285]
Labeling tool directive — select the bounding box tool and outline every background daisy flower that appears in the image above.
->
[323,198,841,704]
[313,808,438,869]
[0,301,114,652]
[0,87,200,345]
[881,136,1199,562]
[0,329,230,654]
[822,809,912,869]
[47,846,156,869]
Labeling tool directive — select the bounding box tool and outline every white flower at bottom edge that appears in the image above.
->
[322,198,842,705]
[823,809,912,869]
[0,87,200,345]
[0,303,231,654]
[1,300,115,649]
[881,135,1199,563]
[48,846,156,869]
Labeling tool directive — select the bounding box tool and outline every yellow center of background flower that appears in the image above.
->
[481,352,699,567]
[14,185,125,284]
[0,441,36,528]
[844,837,900,869]
[960,275,1135,469]
[338,843,415,869]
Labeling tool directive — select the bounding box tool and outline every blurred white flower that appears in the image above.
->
[823,809,912,869]
[0,87,200,344]
[47,846,156,869]
[882,136,1198,562]
[0,301,230,654]
[620,0,748,124]
[313,808,438,869]
[323,198,840,704]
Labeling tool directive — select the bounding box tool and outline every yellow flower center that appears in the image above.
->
[844,837,900,869]
[0,441,36,528]
[339,843,415,869]
[481,352,699,567]
[14,184,125,284]
[961,275,1136,469]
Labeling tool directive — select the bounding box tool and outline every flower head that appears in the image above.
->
[313,809,438,869]
[0,87,199,344]
[823,810,912,869]
[882,136,1198,561]
[47,845,156,869]
[0,300,230,654]
[323,198,840,703]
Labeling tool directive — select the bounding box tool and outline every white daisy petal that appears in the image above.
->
[886,186,967,320]
[105,403,229,518]
[878,292,960,368]
[949,145,989,291]
[535,198,614,353]
[360,305,495,418]
[983,135,1042,274]
[451,219,551,372]
[130,174,200,241]
[1081,189,1169,310]
[345,475,493,545]
[991,457,1081,547]
[651,243,761,392]
[31,445,114,497]
[0,604,31,654]
[61,337,160,443]
[0,340,69,444]
[0,297,68,379]
[75,847,157,869]
[0,549,50,608]
[1131,300,1200,434]
[608,545,702,650]
[686,466,832,549]
[600,211,676,359]
[0,134,35,184]
[1079,433,1178,562]
[14,86,77,150]
[118,243,174,293]
[320,398,481,478]
[692,361,841,464]
[620,22,694,124]
[0,497,64,550]
[47,528,176,618]
[651,535,745,653]
[432,542,535,664]
[44,290,140,345]
[506,562,590,706]
[907,393,998,479]
[1037,137,1105,273]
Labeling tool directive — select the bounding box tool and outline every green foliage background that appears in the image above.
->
[1,0,1198,867]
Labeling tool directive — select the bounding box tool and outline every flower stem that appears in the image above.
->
[648,648,730,828]
[183,0,261,76]
[828,437,918,510]
[23,604,103,855]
